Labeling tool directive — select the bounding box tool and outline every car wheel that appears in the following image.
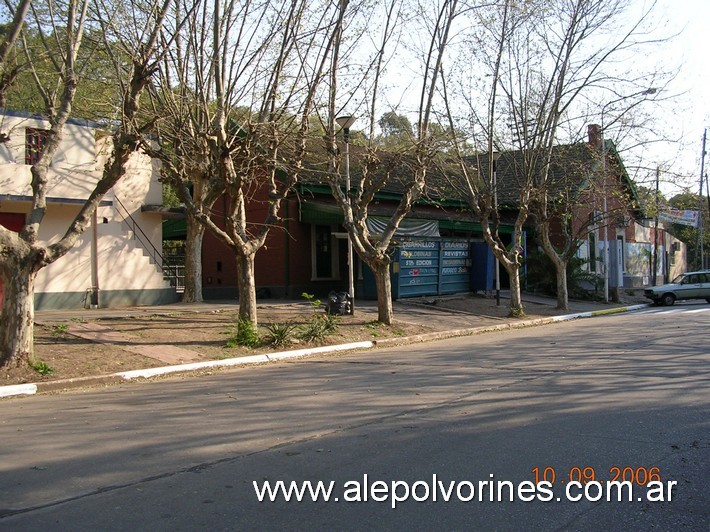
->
[661,293,675,306]
[706,298,710,304]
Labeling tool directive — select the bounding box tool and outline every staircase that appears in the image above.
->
[114,195,184,293]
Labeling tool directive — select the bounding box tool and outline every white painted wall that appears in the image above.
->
[0,111,172,307]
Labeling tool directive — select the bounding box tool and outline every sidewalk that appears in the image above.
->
[1,292,650,398]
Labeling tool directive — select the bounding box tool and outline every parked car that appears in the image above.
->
[644,270,710,306]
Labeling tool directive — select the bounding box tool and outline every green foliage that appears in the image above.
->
[226,317,261,348]
[298,292,340,342]
[263,322,298,348]
[377,111,414,149]
[5,27,121,121]
[301,292,322,311]
[524,249,601,300]
[365,320,383,338]
[668,193,710,269]
[163,182,182,209]
[299,314,339,343]
[29,360,54,376]
[51,324,69,337]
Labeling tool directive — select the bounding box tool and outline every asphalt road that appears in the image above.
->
[0,303,708,531]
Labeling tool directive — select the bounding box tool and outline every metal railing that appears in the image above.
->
[164,257,185,293]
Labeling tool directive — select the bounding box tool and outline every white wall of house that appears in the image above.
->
[577,222,688,289]
[628,222,687,286]
[0,110,177,309]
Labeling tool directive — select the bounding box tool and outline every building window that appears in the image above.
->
[311,224,339,280]
[25,128,49,165]
[588,233,597,273]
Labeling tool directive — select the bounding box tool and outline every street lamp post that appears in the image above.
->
[492,151,501,306]
[600,88,657,303]
[652,166,660,286]
[336,115,356,315]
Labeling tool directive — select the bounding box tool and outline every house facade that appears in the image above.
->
[0,109,179,310]
[170,124,687,303]
[195,187,509,301]
[558,124,687,292]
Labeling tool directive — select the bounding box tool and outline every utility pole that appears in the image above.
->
[492,152,501,305]
[336,115,356,315]
[697,129,707,270]
[706,168,710,269]
[652,166,659,286]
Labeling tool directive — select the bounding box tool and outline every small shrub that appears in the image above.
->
[299,314,339,343]
[301,292,322,311]
[524,250,601,300]
[226,317,260,348]
[29,360,54,376]
[320,313,340,334]
[263,322,298,348]
[52,324,69,337]
[299,318,327,343]
[365,320,382,337]
[296,293,340,343]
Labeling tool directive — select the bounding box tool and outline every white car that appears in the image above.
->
[644,270,710,306]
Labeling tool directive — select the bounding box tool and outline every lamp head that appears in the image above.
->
[336,115,356,130]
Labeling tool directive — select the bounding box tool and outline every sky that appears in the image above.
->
[643,0,710,196]
[366,0,709,198]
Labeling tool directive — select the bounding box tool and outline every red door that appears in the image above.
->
[0,213,27,306]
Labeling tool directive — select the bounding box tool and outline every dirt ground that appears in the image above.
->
[2,293,642,387]
[1,304,436,386]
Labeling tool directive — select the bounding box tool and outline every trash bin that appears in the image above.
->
[325,291,351,315]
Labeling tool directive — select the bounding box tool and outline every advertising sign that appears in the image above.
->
[659,209,699,227]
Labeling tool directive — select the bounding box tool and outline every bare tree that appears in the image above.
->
[149,0,346,325]
[0,0,173,368]
[323,0,460,325]
[441,0,664,314]
[439,0,530,316]
[0,0,32,108]
[524,0,662,309]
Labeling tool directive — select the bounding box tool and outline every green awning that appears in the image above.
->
[299,201,515,234]
[299,202,344,225]
[437,219,514,234]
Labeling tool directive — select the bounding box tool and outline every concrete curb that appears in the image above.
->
[1,341,375,398]
[0,304,649,399]
[374,303,651,347]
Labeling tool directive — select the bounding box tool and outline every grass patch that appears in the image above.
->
[365,320,404,338]
[263,322,299,348]
[299,314,339,343]
[29,359,54,376]
[51,324,69,337]
[226,317,261,348]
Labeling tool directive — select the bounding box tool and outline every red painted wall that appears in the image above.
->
[0,213,27,306]
[200,194,313,298]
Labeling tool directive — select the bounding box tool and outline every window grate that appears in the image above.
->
[25,128,49,165]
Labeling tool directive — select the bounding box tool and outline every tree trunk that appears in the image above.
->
[0,262,37,368]
[372,258,393,325]
[236,251,257,326]
[555,261,569,310]
[182,213,204,303]
[537,220,570,311]
[506,264,525,317]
